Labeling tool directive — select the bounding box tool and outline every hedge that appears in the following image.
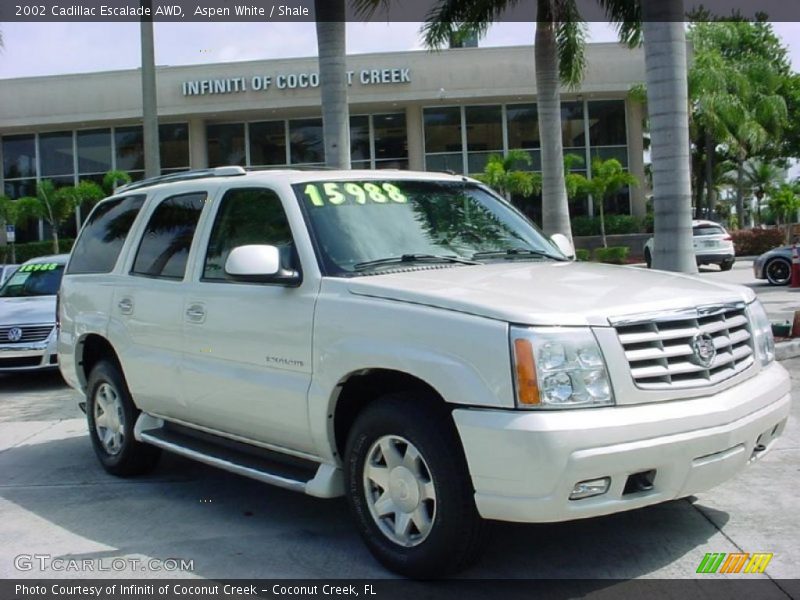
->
[572,215,645,236]
[0,239,74,264]
[593,246,630,264]
[575,248,591,262]
[729,228,786,256]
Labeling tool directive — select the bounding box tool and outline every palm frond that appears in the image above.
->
[421,0,518,49]
[555,4,586,89]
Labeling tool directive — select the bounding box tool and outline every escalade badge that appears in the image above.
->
[7,327,23,342]
[691,333,716,368]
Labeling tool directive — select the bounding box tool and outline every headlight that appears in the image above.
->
[748,300,775,366]
[510,326,615,409]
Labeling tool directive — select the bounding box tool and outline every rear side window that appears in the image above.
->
[693,225,725,237]
[132,192,206,280]
[67,195,145,274]
[203,188,297,281]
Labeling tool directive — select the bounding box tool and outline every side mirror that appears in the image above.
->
[224,245,301,286]
[550,233,576,260]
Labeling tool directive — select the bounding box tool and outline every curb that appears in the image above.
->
[776,339,800,361]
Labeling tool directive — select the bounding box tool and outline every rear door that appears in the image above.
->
[110,190,207,417]
[179,186,318,454]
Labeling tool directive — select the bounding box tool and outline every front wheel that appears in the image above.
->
[344,394,485,578]
[765,258,791,286]
[86,360,161,476]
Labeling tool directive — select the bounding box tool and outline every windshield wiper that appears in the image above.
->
[354,253,481,272]
[471,248,566,261]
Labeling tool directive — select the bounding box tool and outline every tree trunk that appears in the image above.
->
[694,151,704,219]
[140,0,160,178]
[315,0,350,169]
[642,7,696,273]
[704,130,715,219]
[52,228,59,254]
[599,199,607,248]
[535,6,572,245]
[735,158,745,229]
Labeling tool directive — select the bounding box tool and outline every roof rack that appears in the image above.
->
[115,166,247,193]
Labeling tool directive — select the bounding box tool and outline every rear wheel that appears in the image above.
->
[765,258,791,286]
[86,360,161,476]
[720,259,734,272]
[644,248,652,269]
[344,393,485,578]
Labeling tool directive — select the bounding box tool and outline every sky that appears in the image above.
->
[1,21,800,79]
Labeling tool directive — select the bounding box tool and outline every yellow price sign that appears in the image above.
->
[303,182,407,207]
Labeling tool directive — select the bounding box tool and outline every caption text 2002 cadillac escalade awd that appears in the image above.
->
[58,167,791,577]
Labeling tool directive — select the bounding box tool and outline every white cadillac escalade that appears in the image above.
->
[58,167,791,577]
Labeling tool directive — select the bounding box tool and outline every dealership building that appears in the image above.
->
[0,43,646,245]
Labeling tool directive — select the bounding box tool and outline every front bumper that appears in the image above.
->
[0,334,59,372]
[454,361,791,523]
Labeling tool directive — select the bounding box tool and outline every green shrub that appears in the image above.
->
[572,215,645,237]
[729,228,785,256]
[572,216,601,237]
[593,246,630,264]
[604,215,642,235]
[575,248,591,262]
[1,239,74,264]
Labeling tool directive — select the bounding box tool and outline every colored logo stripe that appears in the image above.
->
[696,552,773,574]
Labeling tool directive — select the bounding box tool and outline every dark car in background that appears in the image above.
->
[753,247,794,286]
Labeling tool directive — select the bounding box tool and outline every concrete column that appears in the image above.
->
[626,98,647,219]
[405,105,424,171]
[188,118,208,170]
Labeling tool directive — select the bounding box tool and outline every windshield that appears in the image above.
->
[293,179,562,275]
[0,262,65,297]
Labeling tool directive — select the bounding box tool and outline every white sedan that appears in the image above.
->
[645,220,735,271]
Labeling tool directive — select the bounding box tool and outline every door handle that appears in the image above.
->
[118,298,133,315]
[185,304,206,322]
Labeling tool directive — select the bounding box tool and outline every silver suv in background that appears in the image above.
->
[645,220,735,271]
[0,255,67,372]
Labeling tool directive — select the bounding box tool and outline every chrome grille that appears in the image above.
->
[612,304,754,390]
[0,324,54,344]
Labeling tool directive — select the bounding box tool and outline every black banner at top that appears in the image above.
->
[3,0,800,23]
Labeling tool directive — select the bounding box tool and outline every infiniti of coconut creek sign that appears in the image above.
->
[182,68,411,96]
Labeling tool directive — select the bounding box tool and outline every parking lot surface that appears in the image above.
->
[0,260,798,583]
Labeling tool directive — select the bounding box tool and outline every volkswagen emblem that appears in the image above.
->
[7,327,23,342]
[690,333,716,368]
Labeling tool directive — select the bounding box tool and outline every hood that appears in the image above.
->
[346,262,756,327]
[0,295,57,327]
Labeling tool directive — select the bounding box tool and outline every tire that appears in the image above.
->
[765,257,791,286]
[720,259,735,272]
[86,360,161,476]
[344,393,485,578]
[644,248,652,269]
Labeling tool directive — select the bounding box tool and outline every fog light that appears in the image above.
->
[569,477,611,500]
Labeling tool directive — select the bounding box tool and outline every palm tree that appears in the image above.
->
[140,0,161,178]
[476,150,542,201]
[640,2,696,273]
[584,158,638,248]
[419,0,640,247]
[316,0,351,169]
[745,160,783,226]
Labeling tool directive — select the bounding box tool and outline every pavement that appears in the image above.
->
[0,259,798,584]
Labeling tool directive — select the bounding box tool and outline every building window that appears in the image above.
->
[289,118,325,165]
[423,106,463,172]
[506,104,540,170]
[561,101,585,150]
[77,129,113,176]
[207,123,246,167]
[588,100,628,167]
[373,113,408,169]
[39,131,74,178]
[115,126,145,175]
[350,115,370,169]
[465,105,503,175]
[160,123,190,172]
[3,135,36,179]
[249,121,287,167]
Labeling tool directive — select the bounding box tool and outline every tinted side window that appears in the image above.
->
[132,192,206,279]
[67,195,145,274]
[203,188,297,281]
